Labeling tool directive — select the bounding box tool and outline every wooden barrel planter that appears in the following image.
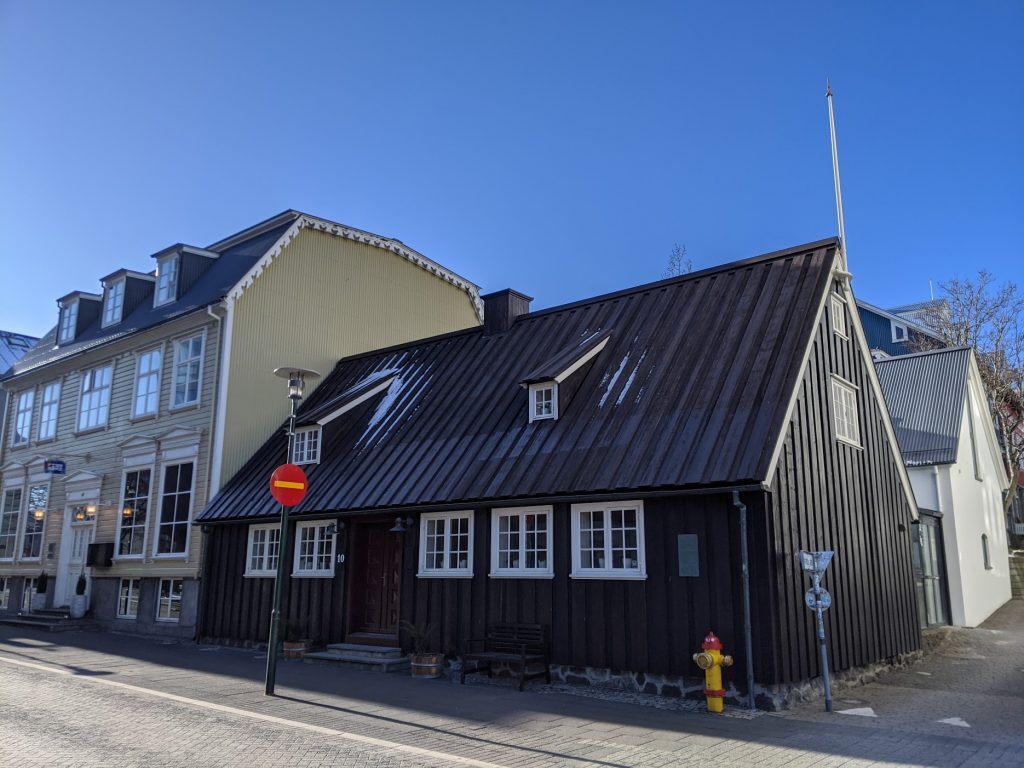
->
[282,640,309,660]
[410,653,445,678]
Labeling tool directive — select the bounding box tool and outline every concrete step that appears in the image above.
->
[0,615,93,632]
[324,642,404,659]
[303,650,411,673]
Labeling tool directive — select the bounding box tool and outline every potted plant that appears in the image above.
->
[32,572,49,612]
[400,620,444,679]
[282,617,310,660]
[69,573,88,619]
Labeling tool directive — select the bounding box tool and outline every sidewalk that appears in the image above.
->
[1,604,1022,767]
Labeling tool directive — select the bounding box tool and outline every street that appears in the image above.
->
[0,602,1022,768]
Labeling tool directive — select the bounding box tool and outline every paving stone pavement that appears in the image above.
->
[0,601,1022,768]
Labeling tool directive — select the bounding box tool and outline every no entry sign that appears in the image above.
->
[270,464,308,506]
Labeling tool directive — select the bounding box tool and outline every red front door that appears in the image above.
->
[346,521,402,644]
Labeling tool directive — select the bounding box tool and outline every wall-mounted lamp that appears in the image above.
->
[33,509,45,521]
[390,516,414,533]
[122,506,134,518]
[325,521,345,537]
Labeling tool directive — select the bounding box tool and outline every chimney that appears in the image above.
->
[482,289,533,335]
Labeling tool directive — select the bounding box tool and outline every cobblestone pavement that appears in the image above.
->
[0,602,1022,768]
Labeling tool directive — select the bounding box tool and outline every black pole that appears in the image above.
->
[732,491,756,710]
[265,398,298,696]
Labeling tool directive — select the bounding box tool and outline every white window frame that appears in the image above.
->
[570,500,647,580]
[12,389,34,447]
[529,382,558,423]
[830,295,848,339]
[154,255,178,306]
[417,511,474,578]
[102,278,125,327]
[59,300,78,344]
[153,460,195,558]
[77,363,113,431]
[891,321,909,343]
[489,506,553,578]
[155,578,183,622]
[831,376,861,447]
[170,333,205,409]
[291,427,321,465]
[0,576,9,610]
[20,483,49,561]
[245,523,282,577]
[0,487,22,562]
[115,468,152,559]
[116,578,139,619]
[37,381,61,441]
[133,347,163,418]
[292,520,335,578]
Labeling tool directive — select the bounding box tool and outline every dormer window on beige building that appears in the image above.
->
[155,255,179,306]
[102,278,126,327]
[58,300,78,344]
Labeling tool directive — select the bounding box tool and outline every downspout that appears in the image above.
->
[731,490,756,710]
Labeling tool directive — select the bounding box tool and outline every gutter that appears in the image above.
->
[732,490,757,711]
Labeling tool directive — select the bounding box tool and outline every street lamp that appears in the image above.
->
[265,366,320,696]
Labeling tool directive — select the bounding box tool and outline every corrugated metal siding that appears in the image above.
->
[217,228,481,486]
[874,348,971,466]
[201,240,839,522]
[856,305,936,358]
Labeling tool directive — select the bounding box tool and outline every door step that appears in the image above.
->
[304,643,410,673]
[0,613,93,632]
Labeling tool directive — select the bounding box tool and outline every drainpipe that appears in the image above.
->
[732,490,756,710]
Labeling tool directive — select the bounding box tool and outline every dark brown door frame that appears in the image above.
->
[344,515,404,646]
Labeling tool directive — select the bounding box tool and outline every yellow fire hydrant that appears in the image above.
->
[693,631,733,713]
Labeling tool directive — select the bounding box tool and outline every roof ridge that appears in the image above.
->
[874,346,971,364]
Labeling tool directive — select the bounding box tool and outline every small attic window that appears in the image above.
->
[102,279,125,327]
[529,383,557,422]
[891,321,908,343]
[58,300,78,344]
[830,296,847,338]
[155,255,179,307]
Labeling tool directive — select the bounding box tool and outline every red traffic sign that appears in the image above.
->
[270,464,308,506]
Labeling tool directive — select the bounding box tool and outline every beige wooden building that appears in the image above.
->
[0,211,480,637]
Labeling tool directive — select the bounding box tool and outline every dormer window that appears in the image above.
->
[529,383,558,422]
[59,301,78,344]
[891,321,908,343]
[155,255,179,306]
[102,279,126,326]
[291,427,321,464]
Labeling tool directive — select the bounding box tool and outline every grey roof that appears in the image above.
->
[0,331,39,374]
[874,347,972,466]
[199,238,838,523]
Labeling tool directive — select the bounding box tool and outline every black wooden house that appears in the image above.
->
[196,238,921,706]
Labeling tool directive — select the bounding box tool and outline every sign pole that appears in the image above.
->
[813,571,833,713]
[798,550,834,714]
[265,398,299,697]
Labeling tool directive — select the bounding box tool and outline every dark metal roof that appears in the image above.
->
[874,347,972,466]
[4,219,299,379]
[0,331,38,374]
[520,329,612,384]
[199,238,839,523]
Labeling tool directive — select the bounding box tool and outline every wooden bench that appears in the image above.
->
[460,623,551,691]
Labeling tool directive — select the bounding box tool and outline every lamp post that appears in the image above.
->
[265,366,319,696]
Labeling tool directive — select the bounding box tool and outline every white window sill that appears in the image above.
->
[833,331,848,340]
[113,555,145,562]
[570,571,647,580]
[8,443,30,451]
[34,436,56,445]
[74,425,108,437]
[488,571,554,579]
[129,413,159,423]
[115,614,138,620]
[244,571,277,578]
[835,435,863,449]
[168,402,201,414]
[291,571,333,579]
[417,571,473,579]
[152,553,188,560]
[155,617,181,623]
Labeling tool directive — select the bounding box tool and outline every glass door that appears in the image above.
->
[912,516,949,628]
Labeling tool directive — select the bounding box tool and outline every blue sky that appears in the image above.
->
[1,1,1021,337]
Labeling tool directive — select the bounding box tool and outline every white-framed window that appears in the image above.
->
[292,521,335,577]
[78,364,113,431]
[59,301,78,344]
[133,348,162,417]
[830,295,848,338]
[0,488,20,560]
[12,390,34,446]
[291,427,321,465]
[117,578,139,618]
[570,501,646,579]
[246,523,281,577]
[529,383,557,422]
[156,578,183,621]
[102,279,125,326]
[418,511,473,577]
[116,469,151,557]
[891,321,908,343]
[171,334,204,408]
[37,381,61,441]
[21,484,48,560]
[0,576,9,609]
[155,462,193,556]
[155,256,178,306]
[489,506,553,578]
[831,377,861,446]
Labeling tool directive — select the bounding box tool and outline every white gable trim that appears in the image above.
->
[555,335,611,384]
[762,257,919,520]
[317,377,397,426]
[224,215,483,322]
[965,354,1010,492]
